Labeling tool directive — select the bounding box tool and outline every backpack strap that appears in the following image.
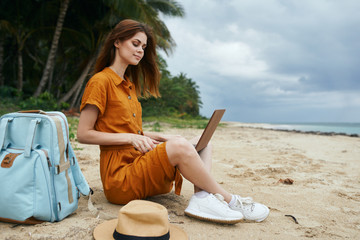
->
[68,145,90,196]
[0,117,13,150]
[51,116,74,204]
[49,113,91,198]
[24,118,41,157]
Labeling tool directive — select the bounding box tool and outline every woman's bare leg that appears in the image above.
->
[189,136,213,193]
[166,137,232,203]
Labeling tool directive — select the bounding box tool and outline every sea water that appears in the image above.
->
[266,122,360,135]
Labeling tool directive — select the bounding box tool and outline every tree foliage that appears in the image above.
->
[141,56,202,117]
[141,73,203,117]
[0,0,202,117]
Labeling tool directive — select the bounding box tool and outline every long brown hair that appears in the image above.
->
[94,19,160,98]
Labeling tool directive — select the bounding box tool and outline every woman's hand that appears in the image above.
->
[130,134,159,153]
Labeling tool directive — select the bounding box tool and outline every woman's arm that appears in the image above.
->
[77,104,157,153]
[144,131,182,142]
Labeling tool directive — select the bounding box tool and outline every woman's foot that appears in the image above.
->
[229,195,269,222]
[184,193,244,224]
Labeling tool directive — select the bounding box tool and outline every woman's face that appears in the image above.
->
[115,31,147,66]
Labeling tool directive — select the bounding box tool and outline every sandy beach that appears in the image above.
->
[1,122,359,239]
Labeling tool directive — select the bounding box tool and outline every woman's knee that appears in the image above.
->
[166,137,196,163]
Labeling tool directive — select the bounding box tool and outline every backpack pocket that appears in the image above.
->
[0,149,54,223]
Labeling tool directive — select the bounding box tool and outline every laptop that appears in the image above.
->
[195,109,226,152]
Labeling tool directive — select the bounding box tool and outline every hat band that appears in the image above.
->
[113,230,170,240]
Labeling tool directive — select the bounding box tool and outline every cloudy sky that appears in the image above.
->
[160,0,360,123]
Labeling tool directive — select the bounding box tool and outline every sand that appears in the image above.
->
[1,122,359,239]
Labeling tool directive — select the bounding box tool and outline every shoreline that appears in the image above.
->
[226,122,360,138]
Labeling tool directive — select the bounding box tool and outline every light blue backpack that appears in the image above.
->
[0,110,90,224]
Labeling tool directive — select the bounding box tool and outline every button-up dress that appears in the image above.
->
[80,67,182,204]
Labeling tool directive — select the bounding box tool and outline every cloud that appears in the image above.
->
[172,32,268,78]
[161,0,360,122]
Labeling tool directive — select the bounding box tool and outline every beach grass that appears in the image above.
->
[66,116,217,137]
[67,117,80,140]
[142,116,212,131]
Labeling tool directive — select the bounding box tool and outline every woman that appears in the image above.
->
[77,19,269,224]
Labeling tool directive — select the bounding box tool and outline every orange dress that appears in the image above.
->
[80,67,182,204]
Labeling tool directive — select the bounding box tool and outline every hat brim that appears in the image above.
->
[169,224,188,240]
[93,219,188,240]
[93,219,118,240]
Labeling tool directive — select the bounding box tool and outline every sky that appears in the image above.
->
[160,0,360,123]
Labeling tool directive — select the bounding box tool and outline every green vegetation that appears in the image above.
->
[0,86,21,115]
[143,116,209,130]
[65,116,210,141]
[67,117,79,141]
[141,57,202,117]
[1,0,204,125]
[0,0,202,118]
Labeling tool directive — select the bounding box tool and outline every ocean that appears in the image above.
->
[265,122,360,136]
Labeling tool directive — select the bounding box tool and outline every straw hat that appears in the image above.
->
[93,200,188,240]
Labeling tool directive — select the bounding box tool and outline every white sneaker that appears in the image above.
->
[184,193,244,224]
[229,195,269,222]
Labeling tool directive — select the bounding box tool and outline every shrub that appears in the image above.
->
[19,92,59,111]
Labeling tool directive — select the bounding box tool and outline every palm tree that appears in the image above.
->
[0,26,6,86]
[34,0,70,97]
[0,0,55,92]
[0,0,185,107]
[58,0,185,106]
[110,0,185,53]
[0,20,37,91]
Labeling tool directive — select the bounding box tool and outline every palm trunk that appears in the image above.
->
[17,50,23,91]
[0,37,4,86]
[47,64,55,91]
[34,0,70,97]
[58,55,96,104]
[70,79,84,109]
